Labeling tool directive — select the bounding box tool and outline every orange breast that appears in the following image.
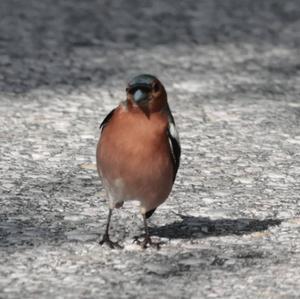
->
[97,106,174,212]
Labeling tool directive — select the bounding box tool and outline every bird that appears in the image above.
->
[96,74,181,249]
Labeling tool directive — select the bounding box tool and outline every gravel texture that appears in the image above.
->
[0,0,300,298]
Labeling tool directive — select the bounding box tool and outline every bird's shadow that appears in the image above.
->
[150,214,282,239]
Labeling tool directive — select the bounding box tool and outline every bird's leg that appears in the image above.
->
[138,214,160,249]
[99,209,122,249]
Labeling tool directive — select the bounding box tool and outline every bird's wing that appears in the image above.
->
[146,116,180,220]
[99,109,115,131]
[166,107,181,181]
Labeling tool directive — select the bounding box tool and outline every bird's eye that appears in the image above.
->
[153,82,160,92]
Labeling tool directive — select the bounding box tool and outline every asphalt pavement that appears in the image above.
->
[0,0,300,298]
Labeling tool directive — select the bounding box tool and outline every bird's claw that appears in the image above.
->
[133,236,160,250]
[99,235,123,249]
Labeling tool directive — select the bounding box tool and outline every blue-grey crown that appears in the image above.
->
[128,74,158,87]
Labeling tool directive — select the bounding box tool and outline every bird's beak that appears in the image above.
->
[128,83,151,104]
[133,88,149,103]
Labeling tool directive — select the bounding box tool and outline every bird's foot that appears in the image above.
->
[133,235,160,250]
[99,234,123,249]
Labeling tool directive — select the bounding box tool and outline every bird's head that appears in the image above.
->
[126,74,167,113]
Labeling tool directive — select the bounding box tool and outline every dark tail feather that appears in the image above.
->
[145,208,156,219]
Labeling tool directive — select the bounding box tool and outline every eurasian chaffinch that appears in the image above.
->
[96,74,181,248]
